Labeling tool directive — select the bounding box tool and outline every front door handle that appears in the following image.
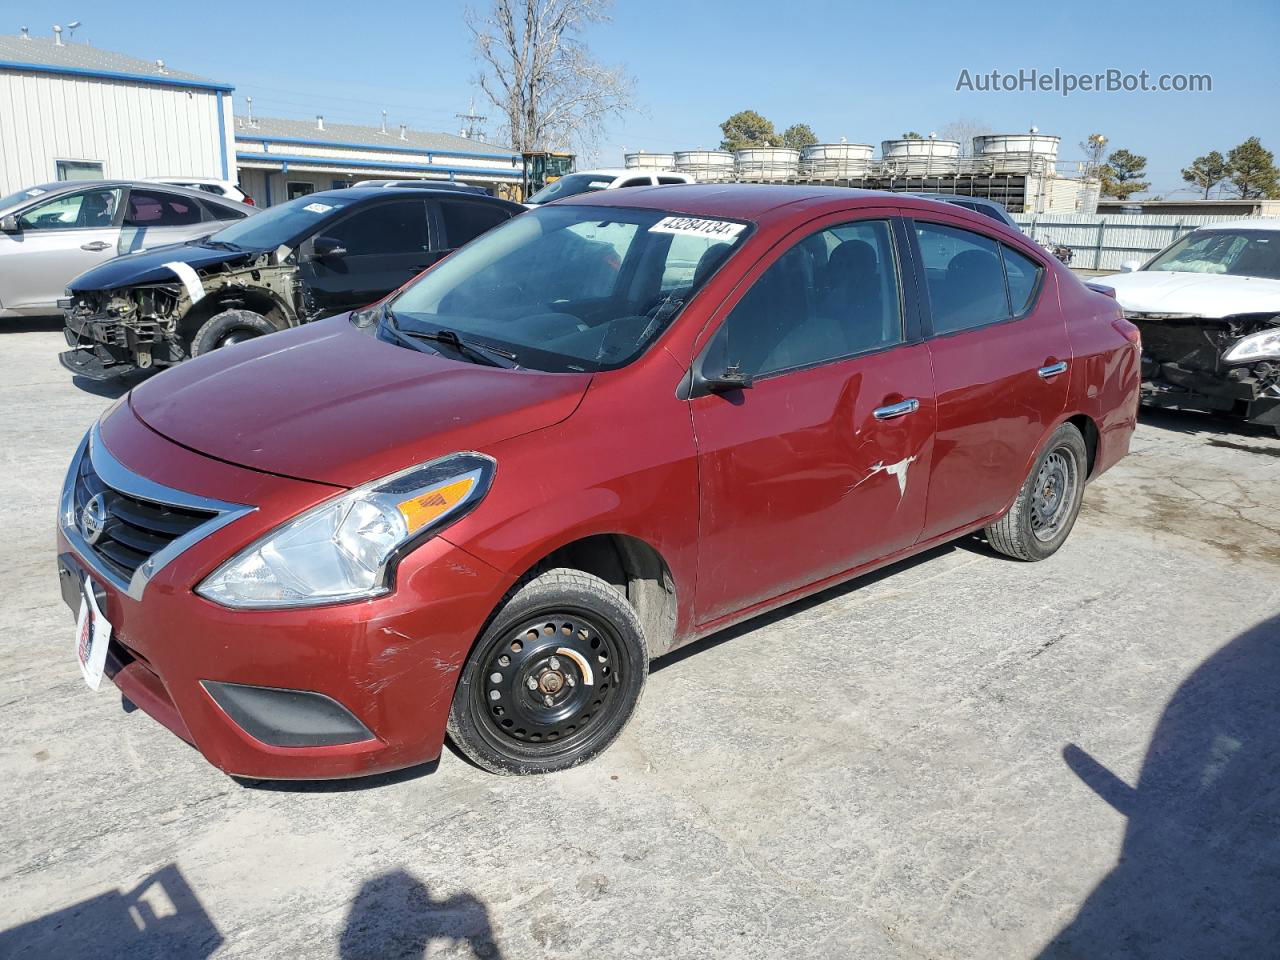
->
[1038,361,1068,379]
[80,241,111,252]
[873,398,920,421]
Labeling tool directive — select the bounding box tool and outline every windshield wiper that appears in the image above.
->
[385,312,517,368]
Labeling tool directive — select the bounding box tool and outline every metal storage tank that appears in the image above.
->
[972,134,1060,174]
[879,138,961,175]
[624,151,676,170]
[734,147,800,181]
[674,150,735,182]
[801,143,874,177]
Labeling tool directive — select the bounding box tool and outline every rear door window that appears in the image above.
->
[915,222,1012,334]
[437,201,513,250]
[123,190,204,227]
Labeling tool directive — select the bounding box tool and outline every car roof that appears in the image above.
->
[1194,218,1280,233]
[0,179,253,212]
[305,186,524,211]
[564,183,1006,222]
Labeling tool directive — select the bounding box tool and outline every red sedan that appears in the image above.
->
[56,186,1140,778]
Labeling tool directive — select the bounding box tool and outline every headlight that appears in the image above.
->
[1223,327,1280,363]
[197,453,494,609]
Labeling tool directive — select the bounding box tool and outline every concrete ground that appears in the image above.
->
[2,318,1278,959]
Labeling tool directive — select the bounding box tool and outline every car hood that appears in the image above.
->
[69,241,256,292]
[128,317,592,488]
[1092,270,1280,318]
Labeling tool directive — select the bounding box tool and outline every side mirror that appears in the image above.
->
[701,364,754,394]
[312,236,347,259]
[1119,259,1141,273]
[0,214,18,233]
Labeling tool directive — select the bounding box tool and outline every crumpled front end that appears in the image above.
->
[1129,310,1280,428]
[60,285,188,380]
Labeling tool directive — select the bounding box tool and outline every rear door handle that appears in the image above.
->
[1038,361,1068,379]
[873,398,920,421]
[80,241,111,252]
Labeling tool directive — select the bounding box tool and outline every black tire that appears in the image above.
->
[189,309,275,357]
[447,568,648,775]
[985,423,1088,561]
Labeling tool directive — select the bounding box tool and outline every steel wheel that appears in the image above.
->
[1030,448,1078,542]
[475,612,623,750]
[448,568,648,775]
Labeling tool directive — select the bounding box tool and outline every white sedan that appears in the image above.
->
[524,168,694,208]
[1092,219,1280,434]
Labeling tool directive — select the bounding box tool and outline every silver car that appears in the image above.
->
[0,180,255,319]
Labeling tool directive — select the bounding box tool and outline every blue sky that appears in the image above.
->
[6,0,1277,195]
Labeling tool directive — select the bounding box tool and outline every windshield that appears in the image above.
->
[1146,229,1280,280]
[0,184,60,210]
[387,205,750,372]
[527,173,616,205]
[206,193,357,249]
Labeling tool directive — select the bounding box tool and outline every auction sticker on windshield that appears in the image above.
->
[75,580,112,690]
[649,217,746,240]
[303,202,334,214]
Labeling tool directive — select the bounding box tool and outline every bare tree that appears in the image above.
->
[467,0,634,154]
[939,118,993,156]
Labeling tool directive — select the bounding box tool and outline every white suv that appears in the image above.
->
[525,168,694,207]
[146,177,254,206]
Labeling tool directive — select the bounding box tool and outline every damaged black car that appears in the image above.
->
[60,185,523,379]
[1094,221,1280,435]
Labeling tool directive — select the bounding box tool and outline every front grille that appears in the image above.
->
[1126,314,1228,375]
[72,454,218,582]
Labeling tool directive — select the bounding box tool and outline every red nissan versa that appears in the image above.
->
[56,187,1140,778]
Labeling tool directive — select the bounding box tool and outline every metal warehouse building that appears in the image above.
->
[0,29,234,195]
[234,115,521,204]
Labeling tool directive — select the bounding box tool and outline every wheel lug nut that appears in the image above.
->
[566,676,576,687]
[549,656,560,670]
[526,677,538,690]
[543,694,554,706]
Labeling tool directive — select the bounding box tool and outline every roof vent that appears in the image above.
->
[316,114,325,131]
[155,59,166,73]
[399,123,407,140]
[379,110,388,135]
[52,24,64,46]
[245,96,255,127]
[19,26,30,40]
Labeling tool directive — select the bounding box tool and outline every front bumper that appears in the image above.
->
[56,405,514,779]
[61,308,185,379]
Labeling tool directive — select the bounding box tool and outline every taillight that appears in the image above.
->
[243,196,256,206]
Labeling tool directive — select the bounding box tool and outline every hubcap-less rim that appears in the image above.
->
[1030,448,1077,542]
[478,613,622,748]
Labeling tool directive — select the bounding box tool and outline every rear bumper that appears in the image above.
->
[55,411,515,780]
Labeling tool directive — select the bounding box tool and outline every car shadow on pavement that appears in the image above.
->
[0,863,222,960]
[339,869,504,960]
[1039,614,1280,958]
[1139,406,1278,442]
[233,757,441,793]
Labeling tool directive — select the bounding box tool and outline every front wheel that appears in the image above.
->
[985,423,1088,561]
[447,568,648,775]
[190,309,275,357]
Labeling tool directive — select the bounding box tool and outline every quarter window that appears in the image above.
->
[915,222,1011,334]
[17,187,122,231]
[1001,244,1043,314]
[707,219,902,379]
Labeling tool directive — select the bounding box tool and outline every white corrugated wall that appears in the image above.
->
[0,69,229,193]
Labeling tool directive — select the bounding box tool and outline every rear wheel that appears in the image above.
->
[985,423,1088,561]
[447,568,648,775]
[190,309,275,356]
